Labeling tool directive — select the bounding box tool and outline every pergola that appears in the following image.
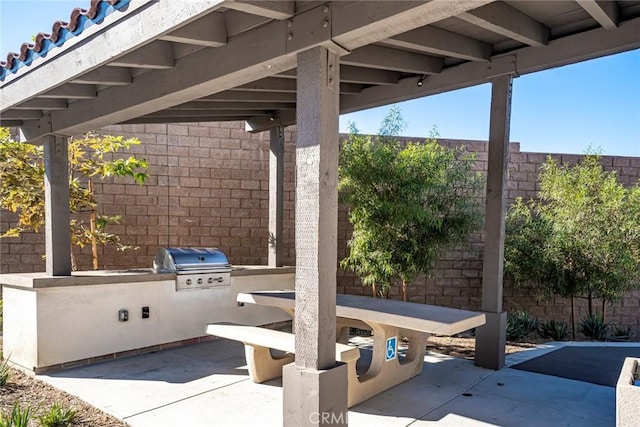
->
[1,0,639,424]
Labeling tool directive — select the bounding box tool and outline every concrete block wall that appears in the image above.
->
[90,121,300,269]
[1,122,297,271]
[1,122,639,334]
[0,211,45,273]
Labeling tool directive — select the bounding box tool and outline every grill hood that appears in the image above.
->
[153,247,231,274]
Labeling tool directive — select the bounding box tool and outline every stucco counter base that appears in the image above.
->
[0,266,294,373]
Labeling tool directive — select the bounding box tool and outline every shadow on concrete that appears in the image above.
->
[511,345,640,387]
[45,340,250,384]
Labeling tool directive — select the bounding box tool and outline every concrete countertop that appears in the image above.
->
[0,266,295,289]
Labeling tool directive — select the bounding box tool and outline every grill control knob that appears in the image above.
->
[197,278,203,285]
[208,277,214,284]
[186,278,192,285]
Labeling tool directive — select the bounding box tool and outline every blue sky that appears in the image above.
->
[1,0,639,156]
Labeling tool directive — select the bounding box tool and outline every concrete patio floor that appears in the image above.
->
[35,339,622,427]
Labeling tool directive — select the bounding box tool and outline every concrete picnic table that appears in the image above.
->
[236,290,486,406]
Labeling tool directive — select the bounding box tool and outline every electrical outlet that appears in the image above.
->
[118,309,128,322]
[142,306,150,319]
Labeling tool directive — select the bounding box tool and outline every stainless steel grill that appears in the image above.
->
[153,247,231,291]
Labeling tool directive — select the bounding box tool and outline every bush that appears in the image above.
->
[506,311,538,341]
[580,314,608,340]
[339,108,483,300]
[538,320,569,341]
[504,153,640,338]
[0,356,10,387]
[610,325,632,340]
[37,403,76,427]
[0,403,31,427]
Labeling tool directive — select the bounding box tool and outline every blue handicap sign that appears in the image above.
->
[385,336,397,362]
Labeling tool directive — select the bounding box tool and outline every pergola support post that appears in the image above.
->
[44,135,72,276]
[268,125,285,267]
[283,46,347,426]
[475,74,513,370]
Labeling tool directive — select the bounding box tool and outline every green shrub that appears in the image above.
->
[0,403,31,427]
[506,311,539,341]
[538,320,569,341]
[0,355,10,387]
[339,109,484,301]
[580,314,608,340]
[611,325,632,340]
[37,403,76,427]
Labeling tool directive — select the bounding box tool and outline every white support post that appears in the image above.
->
[268,126,285,267]
[283,46,347,426]
[475,74,512,370]
[44,135,72,276]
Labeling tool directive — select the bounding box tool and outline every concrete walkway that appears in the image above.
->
[36,339,619,426]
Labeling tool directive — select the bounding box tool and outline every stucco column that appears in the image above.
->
[283,46,347,426]
[268,126,285,267]
[475,75,512,370]
[44,135,72,276]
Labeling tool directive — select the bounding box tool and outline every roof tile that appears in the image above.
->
[1,0,130,82]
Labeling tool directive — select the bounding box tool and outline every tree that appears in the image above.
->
[0,128,148,270]
[338,107,484,300]
[504,153,640,336]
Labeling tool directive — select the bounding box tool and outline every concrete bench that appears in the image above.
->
[205,323,360,385]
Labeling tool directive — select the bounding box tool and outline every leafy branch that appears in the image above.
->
[0,128,149,270]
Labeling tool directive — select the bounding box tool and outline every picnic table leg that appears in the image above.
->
[400,328,430,369]
[347,323,429,407]
[243,344,295,383]
[335,318,370,344]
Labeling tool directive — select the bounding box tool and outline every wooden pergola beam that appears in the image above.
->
[38,85,96,100]
[577,0,619,30]
[340,17,640,113]
[161,12,227,46]
[341,45,444,74]
[14,1,493,141]
[224,0,295,20]
[71,67,132,86]
[10,99,68,110]
[108,41,175,69]
[458,2,550,47]
[383,26,492,62]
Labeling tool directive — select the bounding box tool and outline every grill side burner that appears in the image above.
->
[153,247,231,291]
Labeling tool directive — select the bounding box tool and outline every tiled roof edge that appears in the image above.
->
[1,0,131,82]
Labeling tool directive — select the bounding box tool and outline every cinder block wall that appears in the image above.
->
[1,121,639,333]
[89,122,298,268]
[1,122,297,271]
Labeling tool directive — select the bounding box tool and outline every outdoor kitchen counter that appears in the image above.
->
[0,265,295,289]
[0,266,295,373]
